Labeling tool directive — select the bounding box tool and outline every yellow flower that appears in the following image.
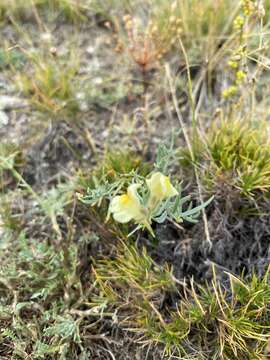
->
[146,172,178,206]
[110,184,145,224]
[233,15,244,30]
[236,70,246,84]
[228,60,238,69]
[222,85,237,99]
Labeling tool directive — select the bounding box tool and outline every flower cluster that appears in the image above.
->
[109,172,178,235]
[223,45,248,99]
[223,18,249,99]
[241,0,255,17]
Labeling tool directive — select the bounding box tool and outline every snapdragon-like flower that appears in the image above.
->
[109,172,178,236]
[110,184,145,224]
[146,172,178,207]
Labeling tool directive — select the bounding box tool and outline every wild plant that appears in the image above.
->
[80,141,213,237]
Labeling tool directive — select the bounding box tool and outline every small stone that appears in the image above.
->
[86,46,95,55]
[41,32,52,42]
[0,96,28,110]
[0,111,8,127]
[93,77,103,85]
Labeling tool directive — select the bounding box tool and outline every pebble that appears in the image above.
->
[0,96,28,111]
[0,111,8,127]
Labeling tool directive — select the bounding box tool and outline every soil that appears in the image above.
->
[145,198,270,284]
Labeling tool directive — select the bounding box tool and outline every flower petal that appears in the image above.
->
[161,175,178,197]
[147,172,178,202]
[127,184,142,205]
[113,210,133,223]
[110,184,145,224]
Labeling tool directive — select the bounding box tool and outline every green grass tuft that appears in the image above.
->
[182,117,270,197]
[93,246,270,358]
[208,118,270,196]
[0,0,89,23]
[15,49,80,117]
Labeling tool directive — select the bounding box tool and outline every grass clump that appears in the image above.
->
[94,242,176,297]
[0,0,88,23]
[185,117,270,197]
[99,150,150,181]
[93,242,177,323]
[94,245,270,358]
[150,0,236,62]
[208,118,270,196]
[77,150,150,198]
[15,49,80,117]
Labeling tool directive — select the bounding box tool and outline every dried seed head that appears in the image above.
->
[257,0,265,18]
[222,85,238,98]
[41,32,52,42]
[233,15,244,30]
[50,47,57,56]
[228,60,238,69]
[104,21,111,29]
[125,20,133,31]
[169,15,176,24]
[241,0,255,16]
[236,70,246,84]
[115,42,124,53]
[171,1,178,11]
[123,14,132,23]
[151,25,158,34]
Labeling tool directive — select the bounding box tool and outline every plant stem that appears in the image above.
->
[165,64,212,249]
